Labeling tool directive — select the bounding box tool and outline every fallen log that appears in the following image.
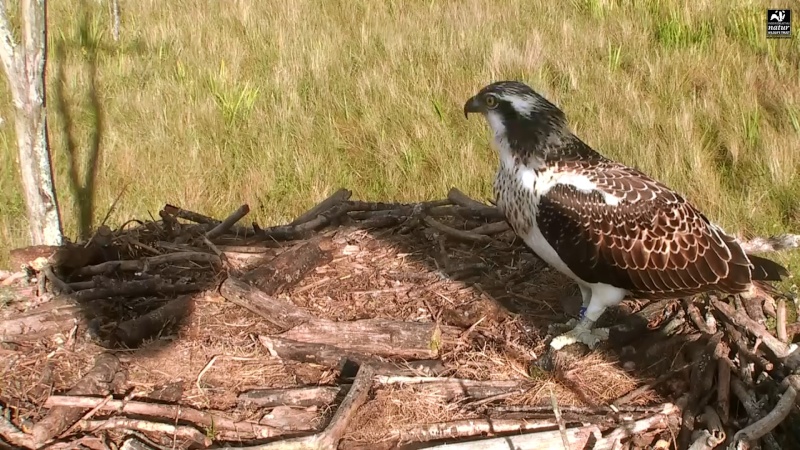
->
[220,277,314,330]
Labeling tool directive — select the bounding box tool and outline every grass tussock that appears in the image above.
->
[0,0,798,280]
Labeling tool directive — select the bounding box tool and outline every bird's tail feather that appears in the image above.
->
[748,254,789,281]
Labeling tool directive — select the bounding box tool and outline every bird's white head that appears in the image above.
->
[464,81,568,160]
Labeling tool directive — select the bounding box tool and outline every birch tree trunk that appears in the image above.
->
[0,0,63,246]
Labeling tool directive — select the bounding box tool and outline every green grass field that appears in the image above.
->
[0,0,798,285]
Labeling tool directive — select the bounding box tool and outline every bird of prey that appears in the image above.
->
[463,80,789,350]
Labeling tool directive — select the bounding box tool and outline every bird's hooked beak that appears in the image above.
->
[463,96,482,118]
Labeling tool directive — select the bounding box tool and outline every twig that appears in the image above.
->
[206,204,251,240]
[44,395,280,438]
[592,403,679,450]
[468,221,509,235]
[550,388,570,450]
[417,425,599,450]
[722,323,774,372]
[776,299,787,342]
[290,188,352,226]
[42,265,72,294]
[730,377,781,450]
[219,363,375,450]
[733,385,796,445]
[79,418,211,447]
[712,298,793,361]
[74,252,220,277]
[447,187,494,212]
[423,216,492,244]
[393,418,560,445]
[683,298,714,335]
[57,394,113,438]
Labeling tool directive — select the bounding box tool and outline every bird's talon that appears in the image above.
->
[550,325,610,350]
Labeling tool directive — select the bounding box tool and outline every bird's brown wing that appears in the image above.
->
[535,163,755,298]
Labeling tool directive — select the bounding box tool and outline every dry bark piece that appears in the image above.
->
[113,294,196,347]
[30,353,120,446]
[260,406,321,432]
[220,277,314,330]
[278,318,460,360]
[239,386,344,408]
[242,238,333,295]
[259,335,378,368]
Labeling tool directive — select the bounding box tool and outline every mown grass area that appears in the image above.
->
[0,0,798,288]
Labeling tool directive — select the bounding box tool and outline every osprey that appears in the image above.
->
[463,80,789,350]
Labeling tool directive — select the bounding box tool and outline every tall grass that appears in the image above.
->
[0,0,798,284]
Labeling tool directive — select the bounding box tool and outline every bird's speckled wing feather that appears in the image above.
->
[535,160,757,298]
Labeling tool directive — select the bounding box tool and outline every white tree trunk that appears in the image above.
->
[0,0,63,246]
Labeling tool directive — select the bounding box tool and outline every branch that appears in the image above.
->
[205,204,250,240]
[592,403,679,450]
[733,385,796,445]
[78,418,211,447]
[218,363,375,450]
[290,188,352,226]
[423,216,492,244]
[392,418,561,446]
[74,252,221,277]
[43,395,280,439]
[712,297,793,361]
[63,277,205,302]
[417,425,599,450]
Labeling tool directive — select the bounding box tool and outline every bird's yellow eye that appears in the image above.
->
[485,94,498,109]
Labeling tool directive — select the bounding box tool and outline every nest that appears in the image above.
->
[1,187,799,450]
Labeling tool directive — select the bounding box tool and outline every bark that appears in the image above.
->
[0,0,63,246]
